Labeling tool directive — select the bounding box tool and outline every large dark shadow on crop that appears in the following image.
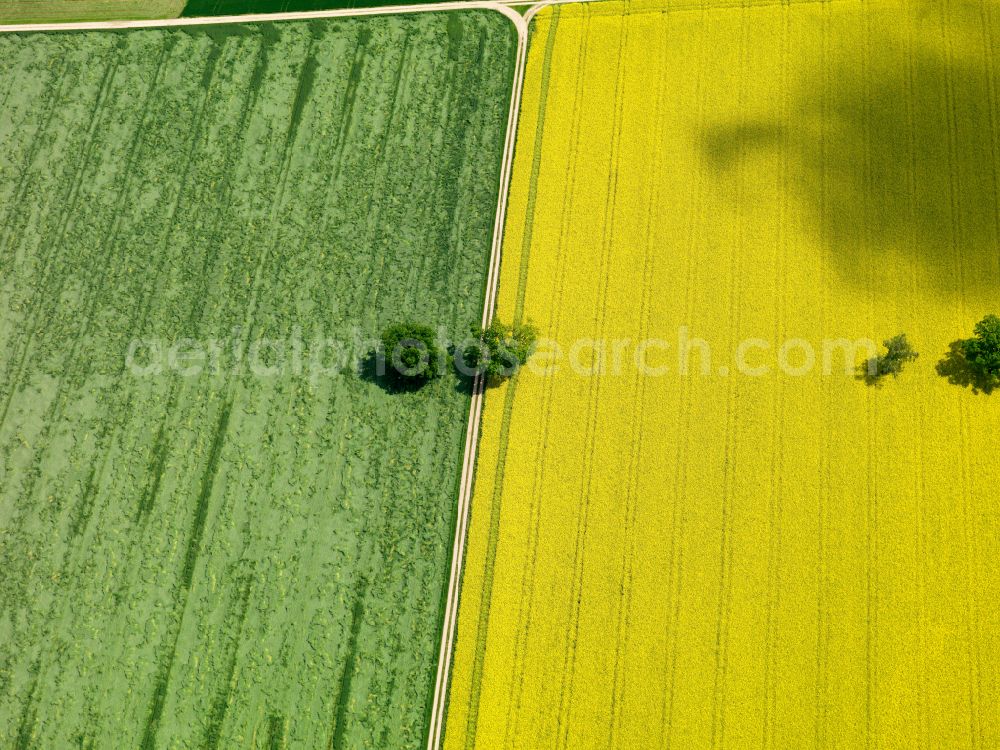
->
[936,340,997,394]
[357,350,428,394]
[704,121,787,171]
[358,347,482,396]
[357,349,473,395]
[702,27,1000,297]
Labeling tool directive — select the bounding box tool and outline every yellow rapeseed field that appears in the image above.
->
[445,1,1000,748]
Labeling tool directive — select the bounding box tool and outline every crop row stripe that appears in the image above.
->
[504,14,586,747]
[265,48,379,742]
[607,8,672,745]
[0,53,69,259]
[980,0,1000,272]
[660,8,710,746]
[859,9,880,750]
[939,3,984,747]
[554,8,629,746]
[970,0,999,737]
[425,9,529,750]
[804,5,847,743]
[20,44,188,701]
[760,7,790,749]
[0,41,202,732]
[502,15,588,749]
[138,33,334,748]
[137,36,269,746]
[708,6,753,747]
[0,48,125,553]
[0,56,84,431]
[310,30,407,750]
[902,9,931,748]
[510,8,561,329]
[7,46,142,540]
[458,12,562,749]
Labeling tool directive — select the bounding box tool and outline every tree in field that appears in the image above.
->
[379,322,441,385]
[958,314,1000,389]
[460,319,538,386]
[865,333,918,384]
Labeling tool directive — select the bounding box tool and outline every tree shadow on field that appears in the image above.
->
[701,14,1000,298]
[856,358,883,387]
[936,340,997,394]
[357,350,428,395]
[447,345,483,397]
[451,367,478,398]
[704,121,787,171]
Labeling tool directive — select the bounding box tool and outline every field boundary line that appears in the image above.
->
[0,3,559,749]
[426,3,581,748]
[424,5,529,750]
[0,0,606,33]
[0,5,522,749]
[501,6,574,745]
[0,0,861,36]
[0,0,527,31]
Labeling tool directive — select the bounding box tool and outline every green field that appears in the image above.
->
[0,12,515,749]
[0,0,185,23]
[0,0,455,25]
[181,0,450,17]
[0,0,479,25]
